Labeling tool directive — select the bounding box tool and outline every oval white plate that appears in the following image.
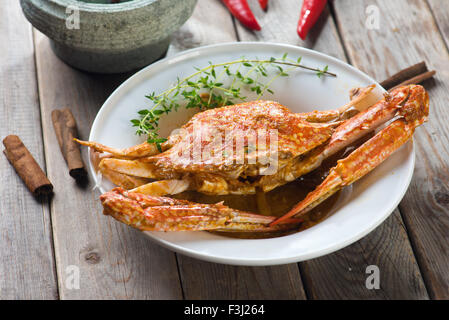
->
[88,42,414,266]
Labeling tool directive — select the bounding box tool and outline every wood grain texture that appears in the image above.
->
[167,0,236,56]
[427,0,449,50]
[33,31,183,300]
[302,210,428,299]
[168,0,306,300]
[0,2,57,299]
[15,0,443,300]
[179,257,305,299]
[235,0,346,60]
[238,0,428,299]
[333,0,448,299]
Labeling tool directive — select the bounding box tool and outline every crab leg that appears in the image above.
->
[98,158,172,180]
[259,85,427,192]
[130,179,190,196]
[300,84,377,123]
[75,139,166,159]
[294,85,427,180]
[100,166,151,189]
[271,100,428,226]
[101,188,302,232]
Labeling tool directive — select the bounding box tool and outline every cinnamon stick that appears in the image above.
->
[3,135,53,196]
[380,61,428,90]
[51,108,87,180]
[389,70,436,91]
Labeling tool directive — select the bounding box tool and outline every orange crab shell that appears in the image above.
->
[144,100,337,175]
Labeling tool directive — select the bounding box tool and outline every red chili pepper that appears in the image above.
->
[222,0,261,31]
[297,0,327,40]
[258,0,268,11]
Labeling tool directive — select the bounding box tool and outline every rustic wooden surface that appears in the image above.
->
[332,0,449,300]
[236,0,428,300]
[0,0,447,299]
[0,2,57,299]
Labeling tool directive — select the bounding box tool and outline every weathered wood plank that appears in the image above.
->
[33,31,183,299]
[178,257,305,299]
[427,0,449,50]
[0,2,57,299]
[170,0,306,300]
[167,0,236,56]
[302,211,428,299]
[237,0,428,299]
[235,0,346,59]
[333,0,448,299]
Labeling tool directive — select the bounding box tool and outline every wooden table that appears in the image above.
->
[1,0,448,300]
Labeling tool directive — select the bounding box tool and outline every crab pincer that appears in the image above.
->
[101,188,302,232]
[271,85,429,225]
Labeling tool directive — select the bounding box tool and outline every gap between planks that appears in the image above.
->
[332,0,448,299]
[31,27,61,301]
[234,0,428,299]
[0,1,58,299]
[33,31,184,299]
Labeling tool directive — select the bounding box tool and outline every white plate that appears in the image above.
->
[88,42,414,266]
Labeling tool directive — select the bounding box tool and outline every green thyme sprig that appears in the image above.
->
[131,53,335,151]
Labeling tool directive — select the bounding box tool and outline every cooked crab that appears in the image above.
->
[77,84,429,233]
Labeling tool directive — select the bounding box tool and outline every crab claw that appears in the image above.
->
[101,188,302,232]
[271,85,429,226]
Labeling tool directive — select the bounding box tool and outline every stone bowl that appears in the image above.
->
[20,0,198,73]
